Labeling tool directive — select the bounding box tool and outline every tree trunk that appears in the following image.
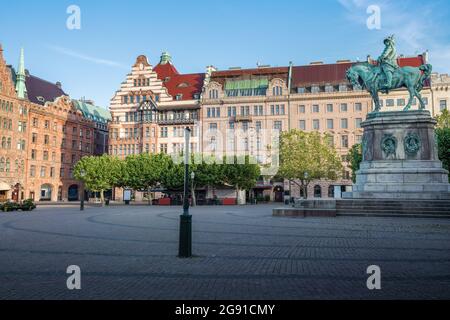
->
[100,190,105,207]
[147,186,152,206]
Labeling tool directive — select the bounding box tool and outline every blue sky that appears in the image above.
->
[1,0,449,108]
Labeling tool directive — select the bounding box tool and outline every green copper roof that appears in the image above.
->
[224,78,269,90]
[160,51,172,65]
[73,100,111,124]
[15,48,27,99]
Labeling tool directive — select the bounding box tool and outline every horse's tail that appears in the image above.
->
[417,64,432,90]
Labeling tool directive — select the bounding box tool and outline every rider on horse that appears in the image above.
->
[377,35,399,92]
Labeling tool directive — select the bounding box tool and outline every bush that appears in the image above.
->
[20,199,36,211]
[2,201,18,212]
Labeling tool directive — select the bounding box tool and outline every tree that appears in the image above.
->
[278,130,342,199]
[188,154,222,206]
[123,153,171,204]
[435,110,450,182]
[348,143,362,183]
[74,155,122,206]
[436,109,450,129]
[220,155,260,204]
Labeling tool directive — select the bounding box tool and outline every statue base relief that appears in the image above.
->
[343,110,450,200]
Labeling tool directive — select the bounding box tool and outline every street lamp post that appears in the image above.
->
[191,171,195,207]
[80,169,86,211]
[179,127,192,258]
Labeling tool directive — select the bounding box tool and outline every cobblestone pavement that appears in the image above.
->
[0,204,449,300]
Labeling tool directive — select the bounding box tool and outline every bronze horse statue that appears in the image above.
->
[346,62,432,112]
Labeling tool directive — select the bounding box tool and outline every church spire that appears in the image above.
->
[15,47,27,99]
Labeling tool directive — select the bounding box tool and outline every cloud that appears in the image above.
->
[337,0,450,72]
[48,45,127,69]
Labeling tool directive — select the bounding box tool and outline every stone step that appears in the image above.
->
[337,207,450,214]
[337,212,450,219]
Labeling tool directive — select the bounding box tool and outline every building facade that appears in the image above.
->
[108,53,204,200]
[0,45,111,202]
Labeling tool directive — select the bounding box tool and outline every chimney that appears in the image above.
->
[309,61,323,65]
[56,81,62,89]
[336,59,351,64]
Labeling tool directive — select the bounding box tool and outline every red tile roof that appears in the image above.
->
[292,56,426,87]
[153,63,205,101]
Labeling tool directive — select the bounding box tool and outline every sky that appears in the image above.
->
[1,0,449,108]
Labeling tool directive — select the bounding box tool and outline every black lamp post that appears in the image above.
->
[303,171,309,199]
[80,169,86,211]
[179,127,192,258]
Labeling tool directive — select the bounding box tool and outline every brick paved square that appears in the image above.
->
[0,204,449,299]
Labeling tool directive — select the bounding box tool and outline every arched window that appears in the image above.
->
[0,158,4,172]
[1,137,5,149]
[7,137,11,149]
[314,185,322,198]
[15,159,19,172]
[328,185,335,198]
[5,159,10,172]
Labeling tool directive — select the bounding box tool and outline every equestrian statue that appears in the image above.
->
[346,35,432,112]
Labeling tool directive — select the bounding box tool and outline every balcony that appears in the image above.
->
[231,115,253,122]
[157,118,197,125]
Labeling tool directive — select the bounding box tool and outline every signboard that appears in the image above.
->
[123,189,132,202]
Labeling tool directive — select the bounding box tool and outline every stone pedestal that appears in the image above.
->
[344,110,450,200]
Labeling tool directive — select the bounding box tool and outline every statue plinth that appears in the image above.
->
[344,110,450,200]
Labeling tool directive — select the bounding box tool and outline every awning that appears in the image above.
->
[0,181,11,191]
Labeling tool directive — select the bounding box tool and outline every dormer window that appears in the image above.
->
[175,94,183,101]
[164,77,171,82]
[37,96,45,103]
[311,86,320,94]
[178,82,189,88]
[273,86,283,96]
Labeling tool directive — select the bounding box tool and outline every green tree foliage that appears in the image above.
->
[347,143,362,183]
[278,130,342,198]
[123,153,171,204]
[435,110,450,181]
[74,155,122,205]
[220,155,261,203]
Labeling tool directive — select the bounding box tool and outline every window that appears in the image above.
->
[30,165,36,177]
[209,123,218,131]
[50,167,55,178]
[340,103,348,112]
[423,97,428,105]
[386,99,395,107]
[31,149,37,160]
[311,86,320,94]
[40,166,46,178]
[355,118,362,128]
[312,105,319,113]
[326,104,333,112]
[297,87,306,94]
[397,99,405,106]
[313,119,320,130]
[440,100,447,111]
[18,121,26,132]
[273,86,283,96]
[256,121,262,132]
[356,135,363,143]
[44,120,50,129]
[327,119,334,129]
[339,84,348,92]
[299,120,306,130]
[341,118,348,129]
[32,133,37,143]
[355,103,362,112]
[325,85,334,93]
[242,122,249,132]
[273,121,282,131]
[209,89,218,99]
[314,185,322,198]
[298,105,305,113]
[341,135,349,148]
[32,118,38,127]
[44,135,49,145]
[43,151,49,161]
